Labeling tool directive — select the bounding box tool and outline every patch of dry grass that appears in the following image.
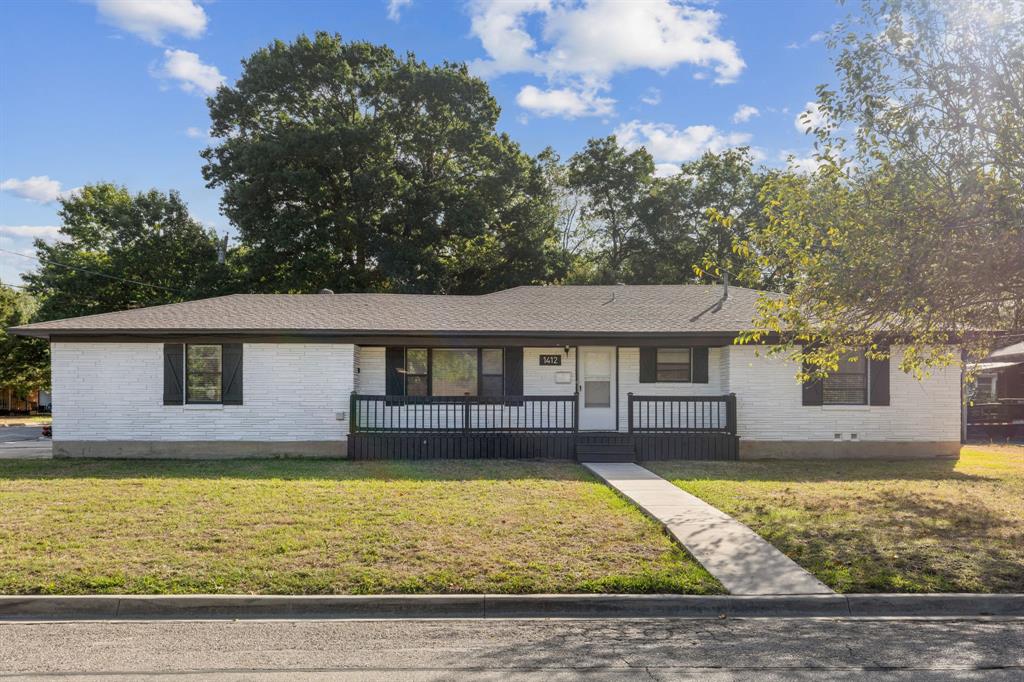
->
[0,459,721,595]
[0,416,50,426]
[647,446,1024,593]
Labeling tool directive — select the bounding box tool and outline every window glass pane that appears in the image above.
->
[823,351,867,405]
[432,349,477,396]
[186,344,222,403]
[406,374,429,396]
[585,380,611,407]
[481,348,503,375]
[656,348,691,382]
[406,348,428,375]
[974,376,996,403]
[481,375,503,397]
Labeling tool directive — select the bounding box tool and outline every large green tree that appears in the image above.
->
[560,138,776,287]
[0,286,49,395]
[564,136,655,283]
[740,0,1024,376]
[24,183,232,322]
[649,148,782,290]
[202,33,566,294]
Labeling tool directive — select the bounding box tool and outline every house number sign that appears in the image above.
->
[539,354,562,366]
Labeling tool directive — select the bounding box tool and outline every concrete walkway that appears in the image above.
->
[583,462,833,596]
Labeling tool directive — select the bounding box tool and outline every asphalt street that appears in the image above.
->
[0,617,1021,680]
[0,425,50,459]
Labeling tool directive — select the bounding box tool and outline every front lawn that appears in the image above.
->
[647,446,1024,593]
[0,459,721,595]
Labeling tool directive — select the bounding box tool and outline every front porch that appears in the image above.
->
[348,393,739,461]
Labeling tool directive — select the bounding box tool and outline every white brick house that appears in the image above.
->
[11,285,962,460]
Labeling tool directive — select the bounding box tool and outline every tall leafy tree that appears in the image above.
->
[648,149,782,289]
[202,33,565,294]
[24,183,231,322]
[564,136,654,283]
[0,286,49,395]
[741,0,1024,376]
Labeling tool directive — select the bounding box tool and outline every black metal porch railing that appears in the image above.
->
[350,394,579,434]
[967,401,1024,425]
[627,393,737,434]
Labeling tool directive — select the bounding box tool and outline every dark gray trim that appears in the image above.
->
[36,331,746,346]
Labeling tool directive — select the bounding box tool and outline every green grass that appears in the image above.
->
[0,459,722,595]
[0,415,51,426]
[647,446,1024,593]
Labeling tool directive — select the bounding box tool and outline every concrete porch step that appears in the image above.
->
[575,443,635,463]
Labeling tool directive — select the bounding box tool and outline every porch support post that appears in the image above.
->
[349,392,358,435]
[627,392,634,434]
[573,391,580,432]
[726,392,737,435]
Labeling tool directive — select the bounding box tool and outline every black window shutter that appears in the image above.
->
[869,351,890,406]
[801,345,824,406]
[385,347,405,395]
[163,344,184,405]
[692,347,709,383]
[222,343,244,405]
[639,347,657,383]
[504,347,524,396]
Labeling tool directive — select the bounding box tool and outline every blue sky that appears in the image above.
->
[0,0,846,286]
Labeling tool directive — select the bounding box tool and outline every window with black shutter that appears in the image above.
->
[164,343,243,406]
[639,347,709,384]
[384,347,518,397]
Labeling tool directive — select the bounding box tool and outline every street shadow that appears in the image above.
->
[0,457,596,482]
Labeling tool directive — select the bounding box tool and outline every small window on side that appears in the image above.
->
[186,344,222,404]
[656,348,691,382]
[823,352,868,405]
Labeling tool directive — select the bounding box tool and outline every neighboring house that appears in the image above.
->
[0,387,45,414]
[967,341,1024,441]
[10,285,962,460]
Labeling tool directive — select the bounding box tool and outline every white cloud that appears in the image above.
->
[468,0,745,118]
[154,49,225,95]
[0,225,64,242]
[654,162,681,177]
[515,85,614,118]
[778,150,824,174]
[641,87,661,106]
[614,120,752,167]
[387,0,413,21]
[809,31,826,42]
[184,126,213,139]
[732,104,759,123]
[94,0,207,45]
[794,101,828,133]
[0,176,78,204]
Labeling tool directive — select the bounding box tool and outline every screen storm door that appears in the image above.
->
[579,347,616,431]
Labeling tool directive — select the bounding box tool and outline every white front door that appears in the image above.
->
[579,347,616,431]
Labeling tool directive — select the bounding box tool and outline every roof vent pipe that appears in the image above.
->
[688,270,730,322]
[318,288,335,295]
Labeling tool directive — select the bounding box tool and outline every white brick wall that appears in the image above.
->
[617,347,725,431]
[51,342,355,442]
[725,345,961,442]
[524,347,576,395]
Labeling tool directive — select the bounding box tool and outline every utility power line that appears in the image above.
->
[0,248,187,294]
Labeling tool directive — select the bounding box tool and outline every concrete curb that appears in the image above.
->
[0,594,1021,621]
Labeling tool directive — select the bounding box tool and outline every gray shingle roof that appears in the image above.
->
[10,285,776,338]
